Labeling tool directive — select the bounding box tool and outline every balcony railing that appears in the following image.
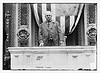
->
[8,46,96,70]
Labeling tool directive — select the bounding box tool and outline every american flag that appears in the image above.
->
[31,3,84,36]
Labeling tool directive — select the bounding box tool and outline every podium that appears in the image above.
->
[8,46,96,70]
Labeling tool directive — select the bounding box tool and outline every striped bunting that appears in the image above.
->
[70,4,84,34]
[42,4,46,22]
[37,3,43,24]
[32,3,84,35]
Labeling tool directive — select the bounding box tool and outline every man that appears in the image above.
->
[39,11,64,46]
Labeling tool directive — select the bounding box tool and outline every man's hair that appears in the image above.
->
[45,11,52,16]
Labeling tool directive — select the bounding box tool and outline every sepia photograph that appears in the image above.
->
[3,3,97,71]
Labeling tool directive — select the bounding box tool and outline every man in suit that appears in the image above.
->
[39,11,64,46]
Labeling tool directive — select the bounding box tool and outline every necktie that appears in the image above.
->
[47,22,50,39]
[48,22,50,28]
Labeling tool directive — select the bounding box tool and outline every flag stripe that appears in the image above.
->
[69,15,77,33]
[42,4,46,22]
[33,4,39,25]
[37,3,43,24]
[32,3,84,36]
[47,3,51,11]
[70,4,84,33]
[70,7,79,32]
[65,16,70,36]
[69,16,75,32]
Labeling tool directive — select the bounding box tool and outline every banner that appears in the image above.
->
[31,3,84,35]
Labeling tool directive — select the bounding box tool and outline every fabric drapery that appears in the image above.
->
[31,3,84,35]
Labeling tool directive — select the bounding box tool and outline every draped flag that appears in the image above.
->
[31,3,84,36]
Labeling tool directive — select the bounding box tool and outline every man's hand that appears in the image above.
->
[60,41,65,46]
[39,43,44,46]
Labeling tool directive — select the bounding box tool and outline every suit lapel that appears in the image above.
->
[44,21,49,30]
[49,22,54,30]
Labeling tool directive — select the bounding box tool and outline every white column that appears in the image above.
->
[29,4,32,47]
[15,4,18,47]
[84,4,88,46]
[60,16,65,34]
[51,4,56,21]
[60,16,66,45]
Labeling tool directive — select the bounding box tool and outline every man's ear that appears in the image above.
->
[45,15,46,18]
[50,15,52,17]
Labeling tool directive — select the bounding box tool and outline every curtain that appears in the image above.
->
[31,3,84,36]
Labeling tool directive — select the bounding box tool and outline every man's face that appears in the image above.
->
[45,14,52,21]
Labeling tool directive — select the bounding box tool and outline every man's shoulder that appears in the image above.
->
[41,21,47,25]
[40,21,59,25]
[52,21,59,24]
[39,22,46,26]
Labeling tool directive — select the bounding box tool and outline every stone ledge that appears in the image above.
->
[8,46,96,54]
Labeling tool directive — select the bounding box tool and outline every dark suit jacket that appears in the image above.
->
[39,21,63,46]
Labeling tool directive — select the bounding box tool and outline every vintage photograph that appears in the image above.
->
[3,3,97,71]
